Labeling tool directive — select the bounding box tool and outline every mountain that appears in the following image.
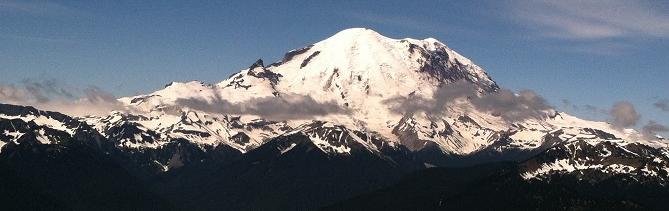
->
[0,104,172,210]
[85,27,665,170]
[1,28,667,210]
[520,135,669,183]
[109,28,504,156]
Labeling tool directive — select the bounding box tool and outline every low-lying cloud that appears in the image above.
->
[654,99,669,112]
[175,93,349,120]
[0,79,127,117]
[472,89,552,122]
[560,99,608,115]
[384,81,554,122]
[383,81,475,116]
[561,100,667,138]
[641,121,669,139]
[609,101,641,128]
[2,78,349,119]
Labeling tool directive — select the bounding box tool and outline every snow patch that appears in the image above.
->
[280,143,297,154]
[310,135,351,155]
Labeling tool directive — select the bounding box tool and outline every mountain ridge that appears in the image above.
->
[86,28,667,171]
[0,28,667,210]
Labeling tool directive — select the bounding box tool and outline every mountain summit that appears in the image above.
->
[1,28,668,210]
[110,28,660,156]
[268,27,498,93]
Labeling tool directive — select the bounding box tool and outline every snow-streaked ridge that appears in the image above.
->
[18,28,664,176]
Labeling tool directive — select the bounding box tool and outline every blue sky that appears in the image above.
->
[0,0,668,134]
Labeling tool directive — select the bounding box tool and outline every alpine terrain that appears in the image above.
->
[1,28,667,210]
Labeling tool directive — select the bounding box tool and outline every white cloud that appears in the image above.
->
[511,0,669,39]
[0,79,131,117]
[0,0,83,17]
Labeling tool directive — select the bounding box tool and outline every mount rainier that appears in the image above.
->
[1,28,667,210]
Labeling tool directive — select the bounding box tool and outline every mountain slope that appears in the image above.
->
[0,104,172,210]
[102,28,664,164]
[326,162,668,210]
[81,28,668,186]
[1,28,668,210]
[109,28,508,156]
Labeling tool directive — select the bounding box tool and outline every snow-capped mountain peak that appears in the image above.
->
[74,28,664,171]
[120,28,499,115]
[269,28,498,96]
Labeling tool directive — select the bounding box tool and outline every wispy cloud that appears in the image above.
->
[0,78,130,117]
[654,99,669,112]
[641,121,669,139]
[0,1,86,44]
[511,0,669,40]
[383,81,554,122]
[0,34,77,44]
[0,0,83,17]
[553,41,637,56]
[560,99,608,115]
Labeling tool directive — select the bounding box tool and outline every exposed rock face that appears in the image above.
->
[1,28,667,210]
[521,139,669,183]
